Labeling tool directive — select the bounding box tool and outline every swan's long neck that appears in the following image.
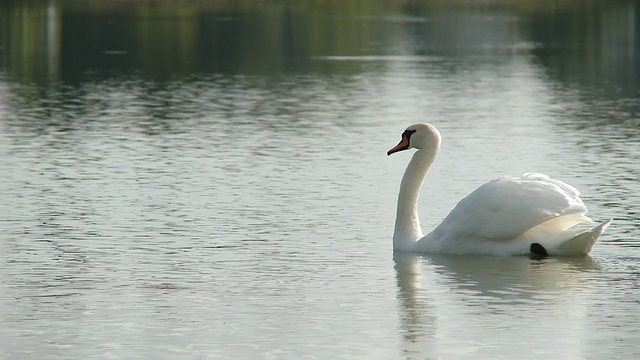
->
[394,147,438,250]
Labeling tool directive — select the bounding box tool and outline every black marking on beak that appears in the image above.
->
[387,129,417,156]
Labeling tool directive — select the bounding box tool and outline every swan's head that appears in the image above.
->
[387,123,442,156]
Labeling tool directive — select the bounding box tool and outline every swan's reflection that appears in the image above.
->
[394,252,600,359]
[393,252,437,346]
[424,253,598,298]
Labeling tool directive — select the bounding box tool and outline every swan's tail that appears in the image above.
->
[557,219,612,255]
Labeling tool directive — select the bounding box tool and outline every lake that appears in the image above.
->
[1,0,639,359]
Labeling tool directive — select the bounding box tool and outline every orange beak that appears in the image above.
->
[387,135,410,156]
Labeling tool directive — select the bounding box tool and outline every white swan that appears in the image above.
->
[387,123,611,256]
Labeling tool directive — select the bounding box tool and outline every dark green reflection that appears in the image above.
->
[0,0,639,91]
[0,0,405,82]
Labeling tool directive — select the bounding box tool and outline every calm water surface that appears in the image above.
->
[1,1,640,359]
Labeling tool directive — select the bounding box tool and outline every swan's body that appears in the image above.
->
[388,123,610,256]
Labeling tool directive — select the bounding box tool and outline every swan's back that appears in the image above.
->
[424,173,597,255]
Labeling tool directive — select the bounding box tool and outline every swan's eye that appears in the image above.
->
[402,129,417,139]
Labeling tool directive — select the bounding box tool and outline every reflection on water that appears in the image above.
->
[393,252,635,359]
[1,0,640,89]
[1,0,640,359]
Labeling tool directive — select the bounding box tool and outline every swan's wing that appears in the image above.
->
[435,173,588,241]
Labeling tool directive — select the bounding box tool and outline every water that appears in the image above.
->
[1,1,640,359]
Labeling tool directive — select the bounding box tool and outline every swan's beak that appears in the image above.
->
[387,136,410,156]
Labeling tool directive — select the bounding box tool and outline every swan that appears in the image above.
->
[387,123,611,256]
